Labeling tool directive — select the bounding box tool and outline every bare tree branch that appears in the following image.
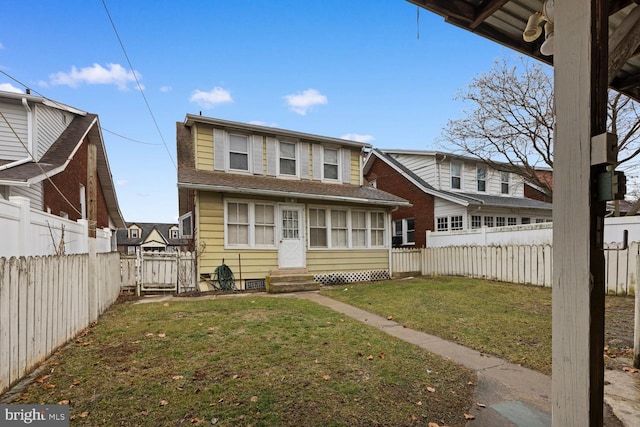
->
[440,56,640,200]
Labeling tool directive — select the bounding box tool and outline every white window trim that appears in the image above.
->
[451,160,463,190]
[277,140,299,178]
[501,171,510,194]
[224,199,276,249]
[393,218,415,245]
[321,146,341,182]
[227,133,252,173]
[476,166,487,193]
[179,212,193,238]
[308,206,386,249]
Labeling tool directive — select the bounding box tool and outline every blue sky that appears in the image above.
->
[1,0,509,223]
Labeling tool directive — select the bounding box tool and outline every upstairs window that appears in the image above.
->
[279,141,297,176]
[501,171,510,194]
[129,228,139,239]
[170,229,179,239]
[323,147,339,180]
[229,134,249,171]
[451,161,462,190]
[477,167,486,192]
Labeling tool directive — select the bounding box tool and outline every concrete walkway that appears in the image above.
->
[290,292,638,427]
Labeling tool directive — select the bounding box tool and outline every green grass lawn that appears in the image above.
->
[322,276,635,376]
[322,277,553,374]
[13,296,475,426]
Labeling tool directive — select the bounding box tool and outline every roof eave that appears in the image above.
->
[177,181,410,207]
[183,114,371,149]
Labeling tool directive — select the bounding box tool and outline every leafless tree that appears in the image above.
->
[441,56,640,199]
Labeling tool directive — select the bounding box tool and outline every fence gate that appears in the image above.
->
[120,251,196,293]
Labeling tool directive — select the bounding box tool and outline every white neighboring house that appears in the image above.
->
[364,149,552,247]
[0,90,125,256]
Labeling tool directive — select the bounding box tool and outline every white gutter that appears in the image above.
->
[0,97,34,171]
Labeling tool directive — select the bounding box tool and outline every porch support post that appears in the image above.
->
[552,0,608,425]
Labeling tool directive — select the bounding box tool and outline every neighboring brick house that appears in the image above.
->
[117,222,190,254]
[363,149,552,247]
[177,115,409,290]
[0,90,125,252]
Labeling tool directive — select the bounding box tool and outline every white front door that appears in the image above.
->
[278,205,306,269]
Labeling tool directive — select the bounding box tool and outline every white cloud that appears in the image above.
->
[341,133,375,143]
[160,85,172,93]
[189,87,233,109]
[49,63,140,90]
[0,83,23,94]
[283,89,327,115]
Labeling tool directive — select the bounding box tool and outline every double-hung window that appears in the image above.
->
[309,208,327,248]
[477,166,486,192]
[451,216,463,230]
[471,215,482,229]
[369,212,385,247]
[501,171,510,194]
[309,208,386,249]
[323,147,339,180]
[392,218,415,246]
[437,217,448,231]
[451,161,462,190]
[351,211,367,247]
[229,134,249,171]
[226,201,275,247]
[330,210,348,247]
[279,141,297,176]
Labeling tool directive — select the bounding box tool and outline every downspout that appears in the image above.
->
[388,205,400,278]
[0,97,34,172]
[436,154,447,190]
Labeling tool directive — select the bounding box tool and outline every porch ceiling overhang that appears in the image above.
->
[408,0,640,102]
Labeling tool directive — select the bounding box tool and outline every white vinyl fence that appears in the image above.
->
[0,196,114,257]
[0,252,121,395]
[391,241,638,295]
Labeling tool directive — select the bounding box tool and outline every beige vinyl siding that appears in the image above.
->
[306,249,389,273]
[392,154,437,184]
[196,191,278,280]
[349,149,360,184]
[195,124,214,170]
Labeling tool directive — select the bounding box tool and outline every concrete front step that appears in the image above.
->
[266,270,320,293]
[266,280,320,293]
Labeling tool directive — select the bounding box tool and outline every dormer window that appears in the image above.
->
[229,134,249,171]
[129,228,139,239]
[279,141,297,176]
[170,229,179,239]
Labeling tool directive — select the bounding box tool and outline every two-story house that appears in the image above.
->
[0,90,125,255]
[177,115,409,291]
[117,222,190,254]
[363,149,552,248]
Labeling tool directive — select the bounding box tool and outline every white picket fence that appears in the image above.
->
[120,251,197,294]
[391,242,638,295]
[0,252,122,395]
